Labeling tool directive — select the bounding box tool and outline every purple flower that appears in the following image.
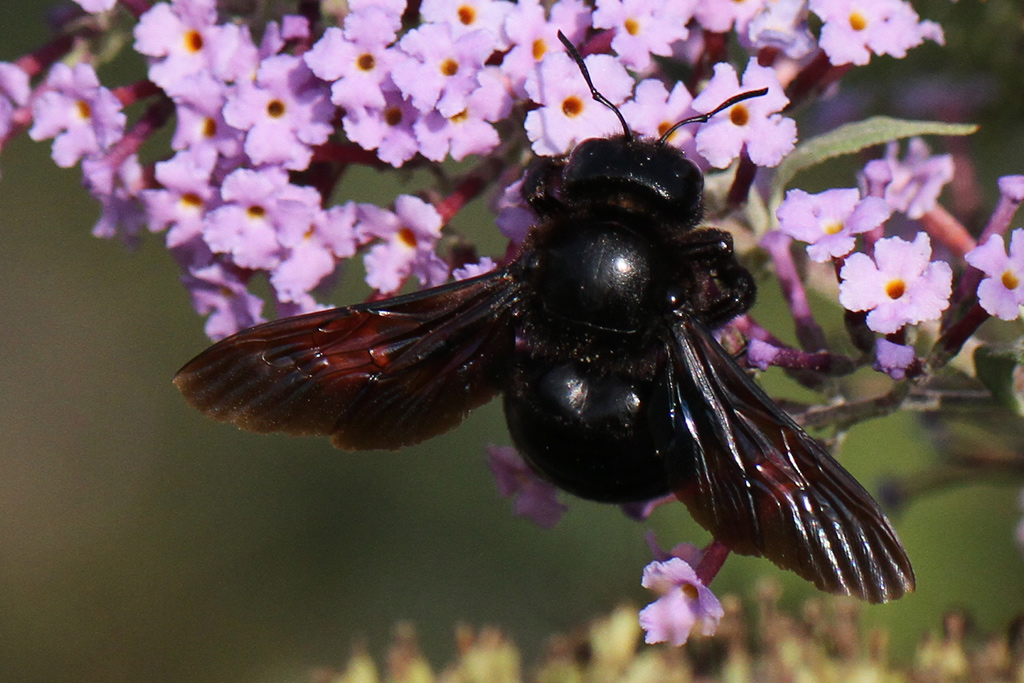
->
[524,51,633,156]
[965,230,1024,321]
[487,445,568,529]
[838,233,952,334]
[999,175,1024,204]
[83,153,145,243]
[350,0,407,19]
[205,21,262,84]
[638,558,724,646]
[421,0,512,46]
[168,72,245,158]
[500,0,590,97]
[134,0,220,91]
[342,86,422,168]
[860,138,954,219]
[183,261,266,340]
[695,0,764,34]
[453,257,497,280]
[413,66,509,162]
[746,337,781,371]
[141,147,220,248]
[874,338,916,380]
[810,0,944,66]
[357,195,449,294]
[391,23,496,117]
[304,22,399,111]
[775,188,892,262]
[494,175,536,244]
[691,58,796,168]
[271,202,358,305]
[223,54,334,171]
[0,62,30,142]
[745,0,816,59]
[619,79,696,151]
[203,166,320,270]
[593,0,695,72]
[29,63,126,168]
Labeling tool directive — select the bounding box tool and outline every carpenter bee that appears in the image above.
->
[175,35,914,603]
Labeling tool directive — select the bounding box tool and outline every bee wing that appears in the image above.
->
[174,269,520,450]
[656,315,915,603]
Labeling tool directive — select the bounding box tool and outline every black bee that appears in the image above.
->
[175,35,914,603]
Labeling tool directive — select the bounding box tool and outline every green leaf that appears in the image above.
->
[973,344,1024,415]
[768,117,978,215]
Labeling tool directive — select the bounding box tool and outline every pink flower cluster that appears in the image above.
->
[0,0,946,343]
[3,0,1004,647]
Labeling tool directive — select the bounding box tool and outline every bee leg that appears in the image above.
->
[704,263,757,328]
[522,157,568,215]
[674,227,736,259]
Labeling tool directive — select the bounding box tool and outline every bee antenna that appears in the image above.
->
[557,31,633,142]
[658,87,769,145]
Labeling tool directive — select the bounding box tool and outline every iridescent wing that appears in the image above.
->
[174,269,520,450]
[655,315,915,603]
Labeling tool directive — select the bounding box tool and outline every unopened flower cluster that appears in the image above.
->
[3,0,1023,649]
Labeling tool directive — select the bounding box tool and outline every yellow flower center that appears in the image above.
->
[849,11,867,31]
[1002,270,1020,290]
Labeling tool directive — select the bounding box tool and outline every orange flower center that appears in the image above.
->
[886,280,906,299]
[185,29,204,53]
[532,39,547,61]
[730,104,749,127]
[397,227,418,247]
[181,193,203,209]
[357,53,375,72]
[384,107,403,126]
[266,99,286,118]
[440,58,459,77]
[562,95,583,118]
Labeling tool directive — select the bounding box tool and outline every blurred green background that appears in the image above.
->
[1,1,1022,682]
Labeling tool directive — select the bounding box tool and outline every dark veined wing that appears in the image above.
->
[655,315,914,603]
[174,269,520,450]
